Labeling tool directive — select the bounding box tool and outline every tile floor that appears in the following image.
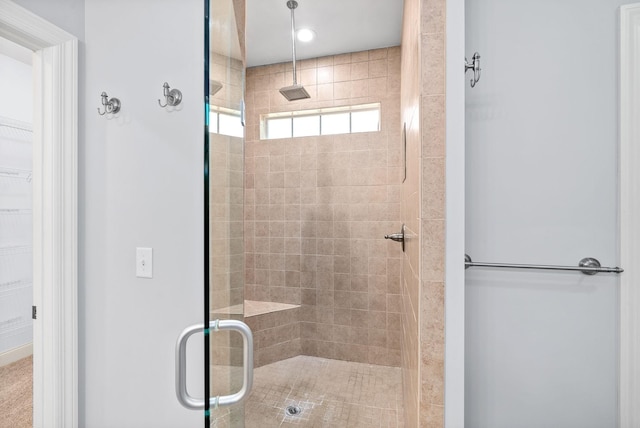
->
[211,355,404,427]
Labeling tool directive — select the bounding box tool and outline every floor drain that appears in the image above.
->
[285,405,302,416]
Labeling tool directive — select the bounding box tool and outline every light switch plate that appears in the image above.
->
[136,247,153,278]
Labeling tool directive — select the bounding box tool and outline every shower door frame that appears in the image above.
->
[0,1,79,427]
[619,3,640,427]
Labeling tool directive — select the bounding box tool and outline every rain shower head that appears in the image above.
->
[279,84,310,101]
[280,0,310,101]
[209,79,223,96]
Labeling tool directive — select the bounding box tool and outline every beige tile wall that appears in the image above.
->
[210,133,245,310]
[209,50,245,373]
[210,52,245,312]
[419,0,446,421]
[400,0,447,426]
[244,47,404,366]
[400,0,422,425]
[208,129,245,374]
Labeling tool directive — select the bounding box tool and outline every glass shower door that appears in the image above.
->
[205,0,248,426]
[175,1,249,426]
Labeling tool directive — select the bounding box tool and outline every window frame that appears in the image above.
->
[260,103,381,140]
[209,105,244,138]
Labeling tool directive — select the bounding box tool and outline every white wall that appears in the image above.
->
[465,0,629,427]
[12,0,84,40]
[445,0,466,426]
[82,1,204,426]
[0,50,32,121]
[7,1,208,425]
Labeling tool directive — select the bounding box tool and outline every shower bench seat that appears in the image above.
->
[211,300,301,368]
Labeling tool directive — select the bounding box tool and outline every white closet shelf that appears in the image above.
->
[0,116,32,143]
[0,208,32,214]
[0,318,32,336]
[0,278,31,288]
[0,245,32,256]
[0,166,32,181]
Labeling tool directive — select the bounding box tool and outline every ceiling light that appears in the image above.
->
[296,28,315,42]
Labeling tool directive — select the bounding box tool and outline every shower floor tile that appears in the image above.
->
[244,355,404,428]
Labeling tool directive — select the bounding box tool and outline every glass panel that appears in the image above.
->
[292,115,320,137]
[321,112,350,135]
[351,109,380,133]
[207,0,245,426]
[210,112,219,134]
[266,117,292,139]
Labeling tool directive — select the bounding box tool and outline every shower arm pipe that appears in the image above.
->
[464,254,623,275]
[288,0,298,85]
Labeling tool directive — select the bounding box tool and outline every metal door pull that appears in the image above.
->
[176,319,254,410]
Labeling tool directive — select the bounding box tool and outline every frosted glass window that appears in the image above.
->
[293,115,320,137]
[321,112,350,135]
[218,113,243,138]
[267,118,292,139]
[261,103,381,140]
[351,109,380,133]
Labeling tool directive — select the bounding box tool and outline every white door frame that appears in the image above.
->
[620,3,640,427]
[444,0,465,426]
[0,1,78,427]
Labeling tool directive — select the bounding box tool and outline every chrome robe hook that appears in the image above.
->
[465,52,481,88]
[97,92,121,116]
[158,82,182,108]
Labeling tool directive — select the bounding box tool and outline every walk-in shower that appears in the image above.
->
[203,0,405,426]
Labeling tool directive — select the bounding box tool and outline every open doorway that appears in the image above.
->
[0,35,34,428]
[0,1,79,426]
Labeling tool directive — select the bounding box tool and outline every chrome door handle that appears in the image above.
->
[384,224,405,252]
[176,319,254,410]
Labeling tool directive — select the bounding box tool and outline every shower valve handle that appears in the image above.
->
[384,233,403,242]
[384,224,405,252]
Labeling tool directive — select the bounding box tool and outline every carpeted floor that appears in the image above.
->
[0,356,32,428]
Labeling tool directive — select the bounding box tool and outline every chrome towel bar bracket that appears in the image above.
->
[464,254,623,275]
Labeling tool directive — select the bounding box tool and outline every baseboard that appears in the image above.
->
[0,343,33,367]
